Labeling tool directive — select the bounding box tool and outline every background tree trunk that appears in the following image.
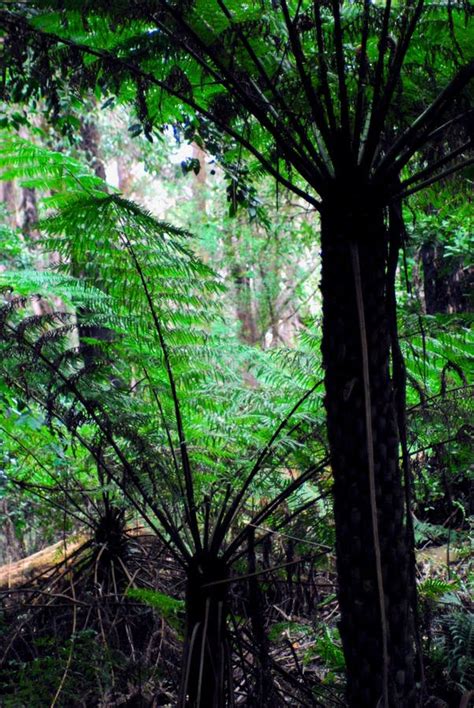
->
[421,242,472,313]
[20,186,39,236]
[0,499,24,565]
[76,116,112,366]
[320,205,416,707]
[1,180,18,226]
[231,262,259,345]
[224,228,259,345]
[80,118,107,181]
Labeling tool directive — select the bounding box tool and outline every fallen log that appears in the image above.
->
[0,536,84,589]
[0,524,149,589]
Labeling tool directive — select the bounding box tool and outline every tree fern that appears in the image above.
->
[0,134,329,554]
[0,131,335,705]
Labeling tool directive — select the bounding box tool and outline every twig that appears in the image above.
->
[50,576,78,707]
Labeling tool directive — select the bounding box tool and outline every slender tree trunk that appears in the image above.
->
[116,156,133,195]
[225,228,259,345]
[192,143,208,216]
[180,554,230,707]
[320,204,416,707]
[20,186,39,236]
[0,499,24,564]
[80,118,107,181]
[1,180,18,226]
[232,263,259,344]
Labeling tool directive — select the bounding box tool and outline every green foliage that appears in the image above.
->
[402,314,473,404]
[428,612,474,696]
[0,130,334,708]
[0,134,325,473]
[443,612,474,690]
[398,308,474,525]
[0,208,32,269]
[0,132,106,202]
[0,132,328,584]
[126,588,185,630]
[0,0,470,212]
[414,519,466,547]
[313,626,345,674]
[268,620,345,680]
[418,577,460,602]
[406,182,473,262]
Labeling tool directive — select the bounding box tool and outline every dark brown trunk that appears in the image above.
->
[421,242,472,313]
[80,118,107,181]
[180,554,230,707]
[20,186,39,236]
[320,205,416,707]
[246,530,278,706]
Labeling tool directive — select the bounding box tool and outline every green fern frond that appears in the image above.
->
[443,612,474,690]
[418,577,459,602]
[0,132,108,198]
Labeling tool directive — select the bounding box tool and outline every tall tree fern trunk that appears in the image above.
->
[320,204,417,707]
[180,554,230,707]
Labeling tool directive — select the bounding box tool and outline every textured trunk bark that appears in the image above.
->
[231,263,259,344]
[320,205,416,707]
[180,554,230,707]
[1,181,18,226]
